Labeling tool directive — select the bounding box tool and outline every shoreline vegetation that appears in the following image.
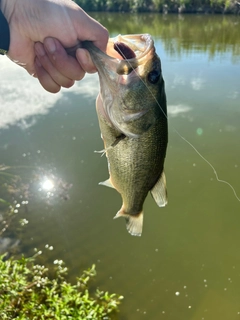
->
[75,0,240,14]
[0,166,123,319]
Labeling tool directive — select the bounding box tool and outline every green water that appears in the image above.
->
[0,14,240,320]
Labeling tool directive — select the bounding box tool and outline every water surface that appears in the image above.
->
[0,14,240,320]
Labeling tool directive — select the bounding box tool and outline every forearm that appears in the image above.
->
[0,0,10,55]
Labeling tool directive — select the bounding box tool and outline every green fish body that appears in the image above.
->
[84,34,168,236]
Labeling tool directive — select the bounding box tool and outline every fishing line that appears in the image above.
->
[115,41,240,203]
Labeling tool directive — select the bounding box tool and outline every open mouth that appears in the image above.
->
[109,42,138,75]
[113,42,136,60]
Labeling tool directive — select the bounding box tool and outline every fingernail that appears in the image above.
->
[35,43,45,57]
[45,38,56,54]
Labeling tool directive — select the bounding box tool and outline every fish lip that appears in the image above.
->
[112,34,154,62]
[109,34,154,74]
[83,33,154,77]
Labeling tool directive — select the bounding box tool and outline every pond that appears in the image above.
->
[0,13,240,320]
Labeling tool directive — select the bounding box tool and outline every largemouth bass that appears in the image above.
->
[84,34,168,236]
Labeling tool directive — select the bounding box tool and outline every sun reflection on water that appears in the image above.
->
[35,171,72,203]
[41,179,54,192]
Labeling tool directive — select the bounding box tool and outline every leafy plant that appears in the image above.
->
[0,253,123,319]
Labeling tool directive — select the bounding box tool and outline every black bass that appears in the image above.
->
[84,34,168,236]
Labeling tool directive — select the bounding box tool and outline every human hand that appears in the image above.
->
[1,0,108,93]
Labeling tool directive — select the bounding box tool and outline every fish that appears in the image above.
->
[83,34,168,236]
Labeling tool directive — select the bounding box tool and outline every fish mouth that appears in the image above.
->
[82,34,154,77]
[110,34,154,61]
[107,34,154,75]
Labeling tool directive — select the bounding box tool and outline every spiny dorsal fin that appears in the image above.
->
[99,179,115,189]
[151,171,167,207]
[114,209,143,237]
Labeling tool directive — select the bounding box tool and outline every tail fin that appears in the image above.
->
[114,209,143,237]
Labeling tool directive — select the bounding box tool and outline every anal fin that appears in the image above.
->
[114,209,143,237]
[151,171,167,207]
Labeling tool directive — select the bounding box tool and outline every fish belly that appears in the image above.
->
[97,109,167,216]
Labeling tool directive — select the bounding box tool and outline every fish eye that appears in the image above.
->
[147,70,161,84]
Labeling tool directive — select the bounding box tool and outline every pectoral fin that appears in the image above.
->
[99,178,115,189]
[151,171,167,207]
